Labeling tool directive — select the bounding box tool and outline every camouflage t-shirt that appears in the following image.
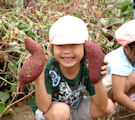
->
[45,58,95,108]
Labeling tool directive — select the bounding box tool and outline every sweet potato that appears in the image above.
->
[19,36,46,91]
[85,41,104,84]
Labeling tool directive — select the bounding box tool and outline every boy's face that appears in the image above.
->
[53,44,84,69]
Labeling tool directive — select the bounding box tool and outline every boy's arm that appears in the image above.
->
[89,61,114,118]
[112,74,135,111]
[35,67,52,113]
[92,79,108,111]
[91,61,108,111]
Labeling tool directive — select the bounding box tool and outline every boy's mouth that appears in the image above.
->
[62,57,75,62]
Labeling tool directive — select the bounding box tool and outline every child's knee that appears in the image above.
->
[47,102,70,120]
[104,99,114,115]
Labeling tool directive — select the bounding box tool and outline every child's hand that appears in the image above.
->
[101,60,108,78]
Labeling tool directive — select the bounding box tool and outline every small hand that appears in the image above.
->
[101,60,108,78]
[86,60,108,76]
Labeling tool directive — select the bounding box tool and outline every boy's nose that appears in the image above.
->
[63,48,71,53]
[63,46,72,53]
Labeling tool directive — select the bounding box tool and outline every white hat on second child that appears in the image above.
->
[49,15,89,45]
[115,20,135,46]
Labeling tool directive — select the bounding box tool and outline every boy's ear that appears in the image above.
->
[124,44,128,48]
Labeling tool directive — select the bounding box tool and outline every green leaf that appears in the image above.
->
[0,102,5,115]
[121,2,131,12]
[88,30,96,40]
[106,42,114,47]
[28,83,35,91]
[11,21,19,27]
[15,0,24,7]
[36,11,42,18]
[101,28,107,34]
[43,16,48,21]
[10,84,17,92]
[0,91,10,103]
[108,18,123,25]
[99,18,108,26]
[73,13,82,19]
[8,62,17,73]
[17,22,28,30]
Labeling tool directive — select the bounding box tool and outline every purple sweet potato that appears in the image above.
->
[85,41,104,84]
[19,36,47,91]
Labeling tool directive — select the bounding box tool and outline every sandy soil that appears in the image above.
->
[1,102,135,120]
[1,105,35,120]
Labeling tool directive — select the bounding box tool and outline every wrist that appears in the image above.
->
[92,78,102,85]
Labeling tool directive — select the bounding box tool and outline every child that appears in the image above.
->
[34,15,114,120]
[103,20,135,112]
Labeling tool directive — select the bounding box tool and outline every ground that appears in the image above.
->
[1,102,135,120]
[0,100,135,120]
[1,105,35,120]
[1,102,35,120]
[100,105,135,120]
[0,97,36,120]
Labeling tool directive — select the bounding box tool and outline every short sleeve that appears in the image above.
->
[109,63,132,76]
[105,47,133,76]
[45,67,53,94]
[45,60,53,94]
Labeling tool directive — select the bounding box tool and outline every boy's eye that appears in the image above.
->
[71,44,77,46]
[71,44,79,47]
[55,45,63,47]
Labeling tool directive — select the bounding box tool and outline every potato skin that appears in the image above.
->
[85,41,104,84]
[19,36,47,91]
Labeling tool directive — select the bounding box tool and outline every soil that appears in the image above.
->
[1,104,35,120]
[1,100,135,120]
[0,98,36,120]
[1,104,135,120]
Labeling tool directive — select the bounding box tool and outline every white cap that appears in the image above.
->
[49,15,89,45]
[115,20,135,46]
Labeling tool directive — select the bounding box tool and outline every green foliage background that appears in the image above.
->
[0,0,133,117]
